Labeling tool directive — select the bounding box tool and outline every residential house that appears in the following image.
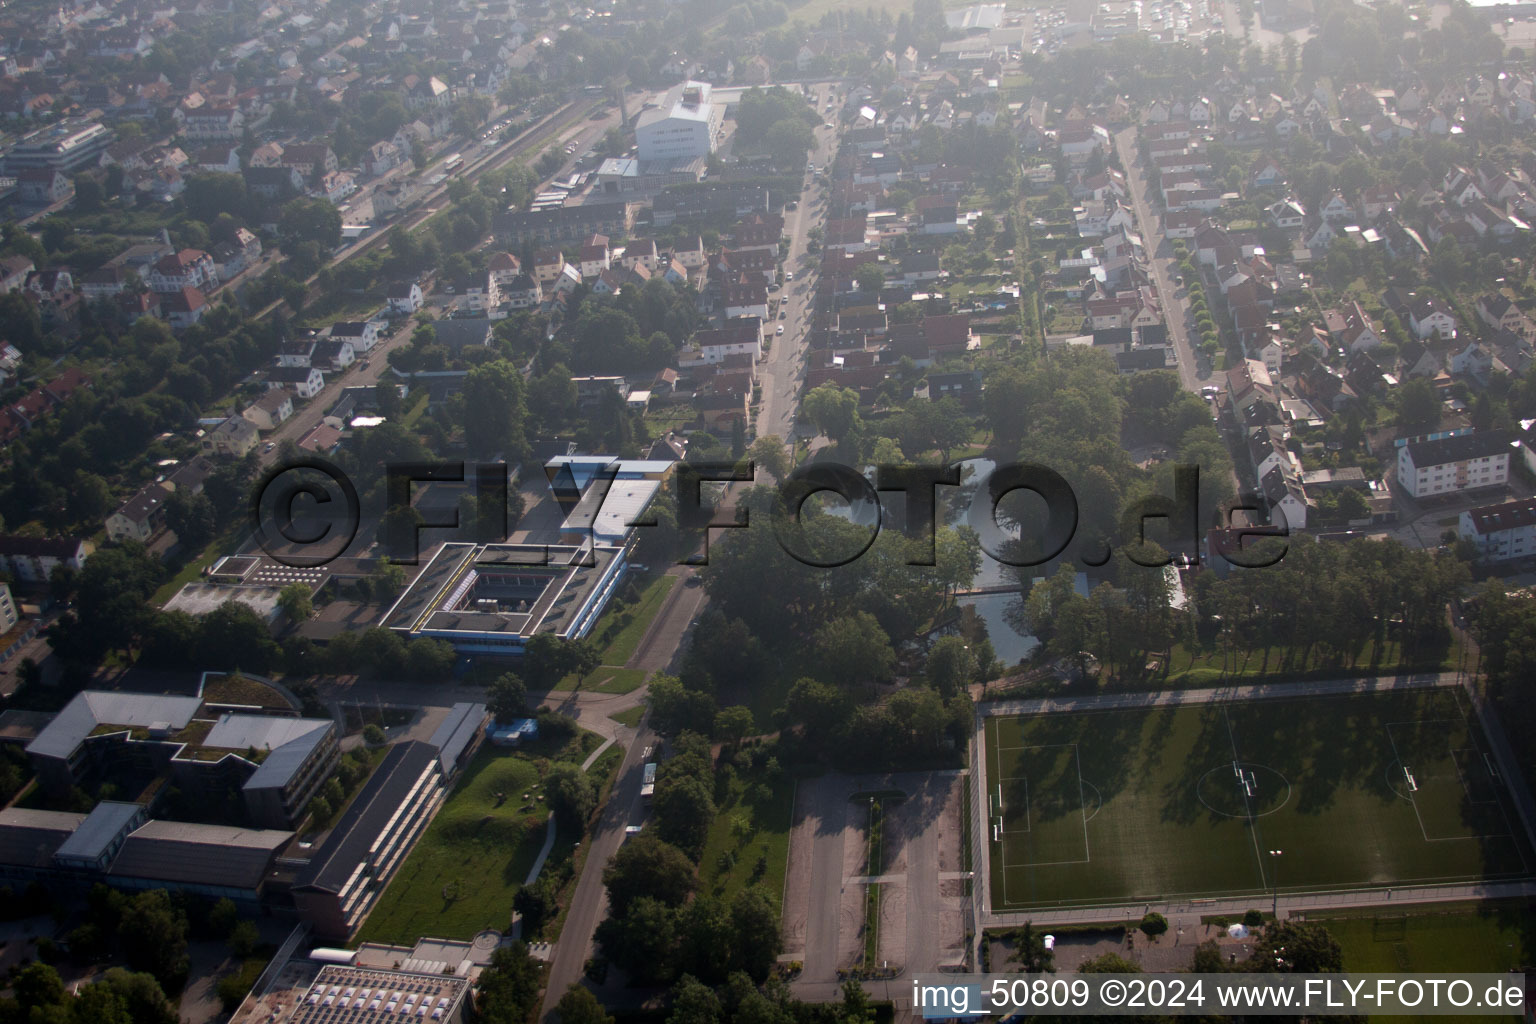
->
[311,340,355,372]
[1459,496,1536,562]
[1396,430,1516,498]
[532,249,566,284]
[578,234,611,279]
[17,168,71,205]
[386,281,423,313]
[202,414,259,457]
[242,389,294,431]
[159,287,208,329]
[105,483,171,543]
[328,321,381,352]
[0,535,90,583]
[265,366,326,399]
[147,249,216,293]
[1478,292,1530,336]
[1409,294,1457,342]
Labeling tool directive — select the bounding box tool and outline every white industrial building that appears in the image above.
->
[636,81,721,163]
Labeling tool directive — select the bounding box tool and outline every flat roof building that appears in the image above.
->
[25,690,337,829]
[636,81,721,163]
[291,741,446,939]
[4,121,114,173]
[0,803,293,905]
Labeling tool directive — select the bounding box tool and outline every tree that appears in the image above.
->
[185,173,247,224]
[1077,953,1139,972]
[925,636,978,699]
[747,435,790,481]
[728,889,781,982]
[545,762,596,830]
[13,962,67,1010]
[278,197,342,250]
[602,834,697,915]
[513,875,557,937]
[227,919,259,958]
[165,489,216,550]
[521,632,585,687]
[1396,376,1441,433]
[208,897,239,938]
[854,262,885,295]
[712,706,754,748]
[1249,920,1343,973]
[668,975,722,1024]
[278,582,313,622]
[67,472,113,523]
[802,384,860,445]
[476,944,543,1024]
[362,723,387,746]
[488,673,528,722]
[813,612,894,688]
[117,890,189,987]
[460,359,530,460]
[785,677,851,756]
[1139,911,1168,936]
[555,985,614,1024]
[1006,922,1056,972]
[597,895,680,984]
[654,775,715,857]
[764,118,815,170]
[647,675,719,736]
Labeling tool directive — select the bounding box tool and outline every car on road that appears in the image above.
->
[776,324,785,335]
[823,122,835,129]
[625,825,643,835]
[785,271,793,280]
[779,309,787,319]
[263,442,275,452]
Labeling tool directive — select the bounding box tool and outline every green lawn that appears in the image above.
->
[1159,632,1460,687]
[985,688,1533,912]
[698,765,797,914]
[590,575,677,665]
[355,731,600,945]
[1317,901,1535,974]
[610,705,646,728]
[151,521,247,605]
[551,575,677,693]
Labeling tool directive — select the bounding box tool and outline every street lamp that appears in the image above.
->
[1269,849,1284,919]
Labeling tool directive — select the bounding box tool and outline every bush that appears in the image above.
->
[217,960,266,1011]
[1243,909,1265,927]
[362,723,387,746]
[1139,912,1168,937]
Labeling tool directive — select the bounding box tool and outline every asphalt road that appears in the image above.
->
[754,81,840,444]
[1113,125,1214,394]
[538,568,706,1020]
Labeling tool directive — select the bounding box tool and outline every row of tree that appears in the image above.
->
[596,735,782,987]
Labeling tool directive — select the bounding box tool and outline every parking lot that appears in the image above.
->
[781,770,969,985]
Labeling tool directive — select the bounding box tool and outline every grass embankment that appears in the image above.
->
[698,763,797,912]
[355,729,606,944]
[552,575,677,693]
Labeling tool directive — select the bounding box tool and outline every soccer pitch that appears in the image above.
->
[983,688,1534,911]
